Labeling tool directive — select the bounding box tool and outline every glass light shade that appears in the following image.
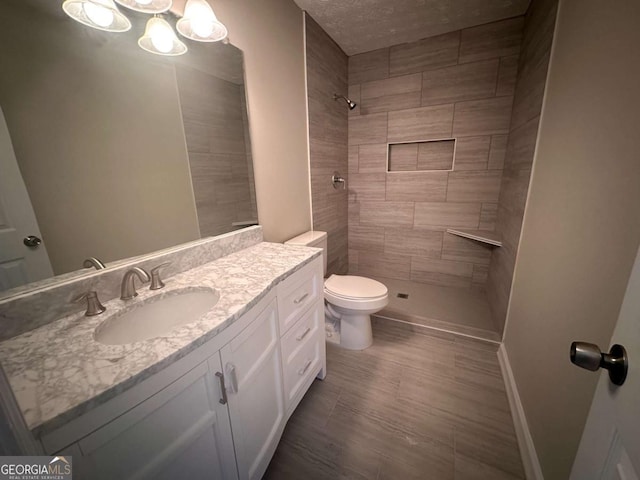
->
[114,0,172,14]
[62,0,131,32]
[138,17,187,56]
[176,0,227,42]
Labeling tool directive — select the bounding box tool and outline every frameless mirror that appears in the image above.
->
[0,0,257,296]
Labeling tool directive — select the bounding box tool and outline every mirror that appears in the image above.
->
[0,0,257,294]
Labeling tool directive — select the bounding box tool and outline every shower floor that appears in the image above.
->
[369,276,501,342]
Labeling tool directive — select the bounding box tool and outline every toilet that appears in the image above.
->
[285,231,388,350]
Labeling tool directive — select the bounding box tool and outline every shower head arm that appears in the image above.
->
[333,93,357,110]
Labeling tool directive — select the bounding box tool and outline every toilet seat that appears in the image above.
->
[324,275,387,298]
[324,275,388,310]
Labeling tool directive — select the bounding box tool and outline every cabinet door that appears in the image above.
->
[76,359,238,480]
[219,299,285,480]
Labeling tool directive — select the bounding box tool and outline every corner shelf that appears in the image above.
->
[446,229,503,247]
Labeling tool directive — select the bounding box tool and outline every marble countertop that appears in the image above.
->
[0,242,321,436]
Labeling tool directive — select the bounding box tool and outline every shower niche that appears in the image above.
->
[388,139,456,172]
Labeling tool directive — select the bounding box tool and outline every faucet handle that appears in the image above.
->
[150,262,171,290]
[73,291,106,316]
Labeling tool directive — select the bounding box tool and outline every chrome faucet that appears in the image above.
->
[83,257,106,270]
[120,267,150,300]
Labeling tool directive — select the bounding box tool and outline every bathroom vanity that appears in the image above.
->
[0,228,325,480]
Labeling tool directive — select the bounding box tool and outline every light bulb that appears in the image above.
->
[187,1,214,37]
[176,0,227,42]
[151,27,173,53]
[83,2,115,27]
[191,17,213,38]
[63,0,131,32]
[139,17,186,55]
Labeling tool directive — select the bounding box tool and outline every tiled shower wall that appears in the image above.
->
[305,14,349,275]
[487,0,559,330]
[347,18,524,290]
[176,65,257,238]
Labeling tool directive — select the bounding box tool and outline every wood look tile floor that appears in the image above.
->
[264,318,523,480]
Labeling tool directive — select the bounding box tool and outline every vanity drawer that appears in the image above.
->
[281,303,323,409]
[277,257,323,335]
[281,302,321,361]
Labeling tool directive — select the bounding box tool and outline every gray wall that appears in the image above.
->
[503,0,640,477]
[346,18,522,293]
[487,0,559,331]
[305,14,349,276]
[212,0,312,243]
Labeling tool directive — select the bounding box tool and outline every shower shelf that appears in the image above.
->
[446,229,503,247]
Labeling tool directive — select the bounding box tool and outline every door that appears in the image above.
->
[0,106,53,290]
[219,299,285,480]
[570,246,640,479]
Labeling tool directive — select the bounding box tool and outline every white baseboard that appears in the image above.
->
[497,344,544,480]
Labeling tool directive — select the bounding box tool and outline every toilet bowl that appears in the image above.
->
[324,274,388,349]
[285,231,388,350]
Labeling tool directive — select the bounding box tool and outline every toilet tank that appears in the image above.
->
[285,231,327,275]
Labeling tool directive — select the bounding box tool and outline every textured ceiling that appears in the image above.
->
[294,0,531,55]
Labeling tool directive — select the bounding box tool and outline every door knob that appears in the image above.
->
[23,235,42,248]
[570,342,628,386]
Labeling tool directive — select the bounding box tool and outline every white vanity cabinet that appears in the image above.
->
[39,256,325,480]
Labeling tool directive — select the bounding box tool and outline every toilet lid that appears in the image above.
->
[324,275,388,299]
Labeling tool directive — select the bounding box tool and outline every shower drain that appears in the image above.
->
[397,293,409,299]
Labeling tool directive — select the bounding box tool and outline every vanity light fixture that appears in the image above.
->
[114,0,172,14]
[138,16,187,56]
[62,0,132,32]
[62,0,227,56]
[176,0,227,42]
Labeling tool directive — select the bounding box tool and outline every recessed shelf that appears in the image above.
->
[446,229,502,247]
[388,139,455,171]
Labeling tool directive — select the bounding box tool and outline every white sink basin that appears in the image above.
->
[94,288,220,345]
